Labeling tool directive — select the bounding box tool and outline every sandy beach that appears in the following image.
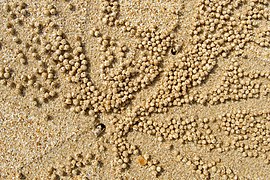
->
[0,0,270,179]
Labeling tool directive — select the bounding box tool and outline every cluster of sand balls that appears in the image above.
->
[137,154,162,177]
[44,4,58,17]
[110,117,140,170]
[0,67,12,81]
[4,2,31,46]
[132,116,218,149]
[218,110,270,162]
[178,155,243,179]
[256,30,270,47]
[47,152,103,180]
[86,26,175,114]
[137,26,175,55]
[0,66,29,97]
[109,117,163,178]
[0,65,17,94]
[131,0,270,118]
[196,60,270,105]
[41,28,100,114]
[96,0,183,116]
[16,50,27,65]
[101,0,120,27]
[2,2,60,106]
[56,0,181,117]
[4,2,28,26]
[121,0,270,176]
[0,67,17,93]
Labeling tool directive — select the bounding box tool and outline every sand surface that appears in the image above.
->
[0,0,270,179]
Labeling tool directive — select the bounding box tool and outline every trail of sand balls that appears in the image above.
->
[0,0,269,179]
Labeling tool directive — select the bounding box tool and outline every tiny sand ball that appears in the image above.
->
[137,155,147,166]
